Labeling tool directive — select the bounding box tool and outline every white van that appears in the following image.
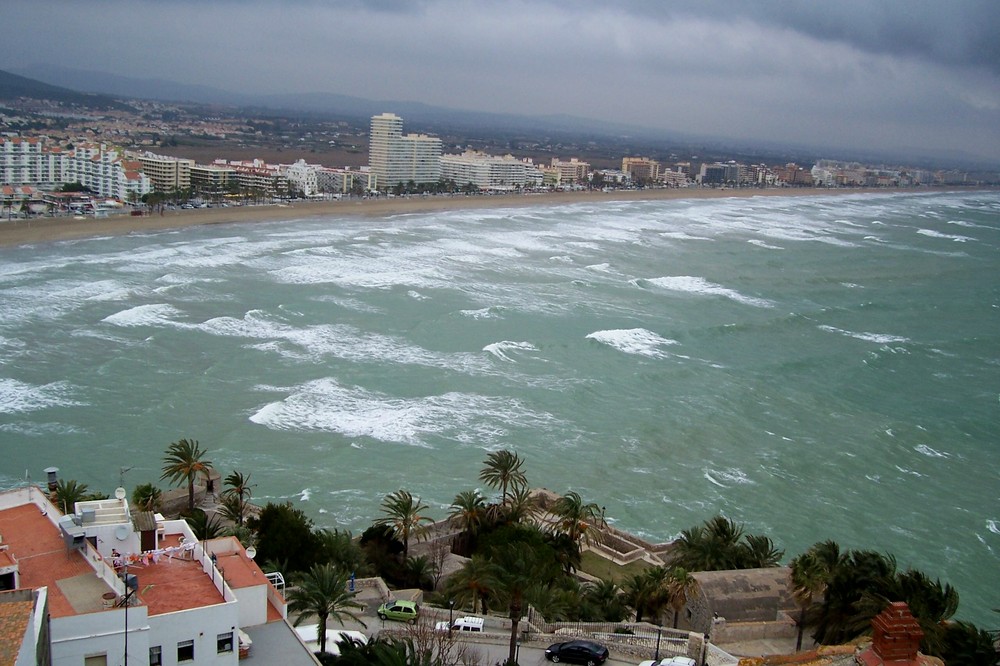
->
[435,616,485,633]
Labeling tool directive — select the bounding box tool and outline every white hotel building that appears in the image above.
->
[368,113,441,187]
[1,137,152,201]
[0,485,317,666]
[439,150,543,191]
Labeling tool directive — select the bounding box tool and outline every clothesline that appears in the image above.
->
[112,541,197,569]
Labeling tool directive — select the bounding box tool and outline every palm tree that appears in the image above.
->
[491,485,539,526]
[790,540,843,650]
[185,509,225,540]
[740,534,784,568]
[489,539,562,664]
[447,554,497,615]
[448,489,486,536]
[160,438,213,513]
[582,579,629,622]
[50,479,89,515]
[666,567,700,629]
[286,563,366,655]
[478,449,527,504]
[375,490,432,558]
[549,490,603,544]
[131,483,163,512]
[221,471,254,526]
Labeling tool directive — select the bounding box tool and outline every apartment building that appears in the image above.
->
[190,163,236,193]
[439,150,543,190]
[621,157,661,183]
[213,159,289,197]
[0,484,315,666]
[368,113,442,188]
[549,157,590,185]
[134,151,194,193]
[1,137,152,201]
[316,166,377,194]
[281,159,320,197]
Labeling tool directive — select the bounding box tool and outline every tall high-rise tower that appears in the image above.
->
[368,113,441,189]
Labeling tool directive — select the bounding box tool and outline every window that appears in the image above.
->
[177,640,194,662]
[149,646,162,666]
[217,631,234,653]
[84,655,107,666]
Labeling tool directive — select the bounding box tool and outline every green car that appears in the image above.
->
[377,599,420,624]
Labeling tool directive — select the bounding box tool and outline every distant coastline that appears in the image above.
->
[0,185,979,249]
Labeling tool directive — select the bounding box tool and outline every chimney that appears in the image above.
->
[857,602,925,666]
[44,467,59,492]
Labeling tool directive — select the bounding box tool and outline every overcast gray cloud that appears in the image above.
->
[5,0,999,161]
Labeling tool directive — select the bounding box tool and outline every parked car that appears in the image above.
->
[545,640,610,665]
[638,657,697,666]
[434,616,484,633]
[377,599,420,624]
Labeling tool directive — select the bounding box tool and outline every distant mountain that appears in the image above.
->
[0,68,133,111]
[10,63,667,138]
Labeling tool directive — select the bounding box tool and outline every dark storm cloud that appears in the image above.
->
[3,0,999,160]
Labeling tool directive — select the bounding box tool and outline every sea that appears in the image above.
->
[0,190,997,626]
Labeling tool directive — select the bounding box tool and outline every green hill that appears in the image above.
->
[0,68,133,111]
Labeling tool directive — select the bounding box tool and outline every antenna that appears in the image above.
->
[119,466,133,489]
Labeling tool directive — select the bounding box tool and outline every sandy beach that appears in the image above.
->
[0,186,934,249]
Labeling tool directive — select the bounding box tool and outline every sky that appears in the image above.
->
[5,0,1000,163]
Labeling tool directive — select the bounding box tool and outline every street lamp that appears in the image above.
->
[448,599,455,635]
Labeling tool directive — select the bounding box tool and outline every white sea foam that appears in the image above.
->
[201,312,495,374]
[102,303,186,328]
[460,307,502,320]
[747,239,784,250]
[585,328,678,358]
[917,229,974,242]
[703,467,755,487]
[0,421,84,436]
[483,341,537,362]
[987,520,1000,535]
[0,378,84,414]
[817,325,910,344]
[249,377,557,446]
[645,276,774,308]
[914,444,951,459]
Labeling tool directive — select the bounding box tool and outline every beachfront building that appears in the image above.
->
[134,151,194,194]
[281,159,321,197]
[622,156,661,184]
[213,159,289,198]
[659,168,691,187]
[0,136,58,187]
[549,157,590,186]
[0,483,313,666]
[316,166,377,195]
[1,137,152,202]
[368,113,442,188]
[190,163,236,196]
[439,150,543,191]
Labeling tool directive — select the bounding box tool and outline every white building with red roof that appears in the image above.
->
[0,485,317,666]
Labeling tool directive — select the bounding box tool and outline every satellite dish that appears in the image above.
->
[115,525,130,541]
[114,487,127,500]
[245,546,256,560]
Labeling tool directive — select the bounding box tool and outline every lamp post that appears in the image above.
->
[122,564,134,666]
[448,599,455,635]
[654,625,662,661]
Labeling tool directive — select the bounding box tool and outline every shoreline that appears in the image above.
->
[0,186,976,248]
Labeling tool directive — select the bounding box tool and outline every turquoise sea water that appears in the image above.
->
[1,191,997,625]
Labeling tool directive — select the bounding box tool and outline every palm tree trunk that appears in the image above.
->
[508,598,521,664]
[796,606,805,651]
[188,479,195,512]
[319,612,328,654]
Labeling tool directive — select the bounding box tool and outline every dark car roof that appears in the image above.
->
[550,640,606,650]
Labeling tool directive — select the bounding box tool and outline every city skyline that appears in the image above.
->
[4,1,999,163]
